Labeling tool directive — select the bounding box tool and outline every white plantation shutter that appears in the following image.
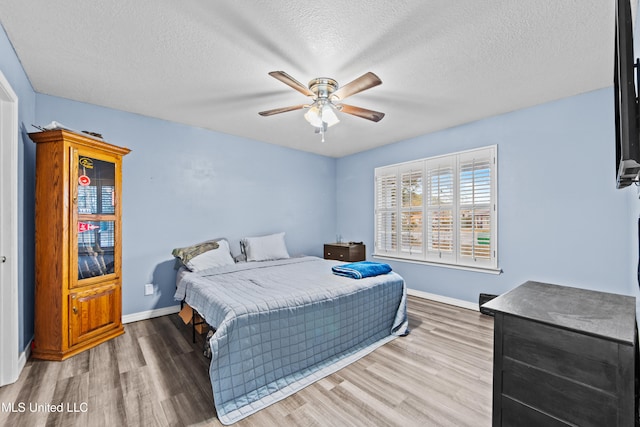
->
[400,167,423,257]
[374,145,497,271]
[426,157,455,263]
[375,172,398,254]
[458,149,494,268]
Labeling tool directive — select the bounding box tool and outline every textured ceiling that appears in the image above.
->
[0,0,618,157]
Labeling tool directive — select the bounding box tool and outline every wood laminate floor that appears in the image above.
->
[0,296,494,427]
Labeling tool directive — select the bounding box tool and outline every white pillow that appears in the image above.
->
[186,239,235,271]
[243,232,290,262]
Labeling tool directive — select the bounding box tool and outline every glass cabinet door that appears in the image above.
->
[76,155,117,280]
[77,156,116,215]
[78,220,116,279]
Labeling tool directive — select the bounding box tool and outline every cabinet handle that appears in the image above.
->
[72,307,78,314]
[327,252,331,256]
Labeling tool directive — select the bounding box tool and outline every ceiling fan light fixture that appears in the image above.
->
[259,71,383,142]
[321,103,340,127]
[304,101,339,128]
[304,104,322,127]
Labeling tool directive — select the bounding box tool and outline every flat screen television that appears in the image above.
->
[614,0,640,188]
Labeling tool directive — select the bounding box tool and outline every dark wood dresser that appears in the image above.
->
[323,243,365,262]
[482,281,637,427]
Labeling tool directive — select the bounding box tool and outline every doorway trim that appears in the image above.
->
[0,68,20,386]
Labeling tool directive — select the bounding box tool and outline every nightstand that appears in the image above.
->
[324,243,365,262]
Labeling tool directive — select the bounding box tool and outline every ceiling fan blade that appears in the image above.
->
[258,104,308,116]
[332,72,382,101]
[338,104,385,122]
[268,71,315,97]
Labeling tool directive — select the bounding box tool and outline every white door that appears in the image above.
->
[0,69,19,386]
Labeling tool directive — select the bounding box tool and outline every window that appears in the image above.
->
[374,146,498,272]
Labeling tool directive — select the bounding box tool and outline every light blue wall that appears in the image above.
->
[337,88,635,303]
[0,24,37,352]
[35,95,337,315]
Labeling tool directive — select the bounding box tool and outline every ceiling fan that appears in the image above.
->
[259,71,385,142]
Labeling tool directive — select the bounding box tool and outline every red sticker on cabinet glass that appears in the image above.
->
[78,175,90,186]
[78,222,99,233]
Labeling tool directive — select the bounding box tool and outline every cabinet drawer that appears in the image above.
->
[325,245,349,260]
[502,315,618,392]
[69,283,120,347]
[501,396,567,427]
[324,244,365,261]
[502,357,616,427]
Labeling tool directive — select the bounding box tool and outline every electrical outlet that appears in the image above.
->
[144,284,154,296]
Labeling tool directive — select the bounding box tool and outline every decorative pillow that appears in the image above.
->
[172,239,220,267]
[242,232,290,262]
[186,239,235,271]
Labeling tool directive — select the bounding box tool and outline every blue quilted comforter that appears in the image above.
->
[174,256,408,425]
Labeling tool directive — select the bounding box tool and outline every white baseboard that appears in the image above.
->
[407,288,478,311]
[18,339,31,374]
[122,305,181,324]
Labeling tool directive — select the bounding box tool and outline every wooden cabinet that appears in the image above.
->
[482,281,637,427]
[324,243,365,262]
[30,129,130,360]
[68,283,120,347]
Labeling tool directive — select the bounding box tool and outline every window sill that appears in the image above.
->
[372,254,502,275]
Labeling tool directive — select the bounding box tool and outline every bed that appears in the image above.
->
[174,249,408,425]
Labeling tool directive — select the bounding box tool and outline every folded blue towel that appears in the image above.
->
[331,261,392,279]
